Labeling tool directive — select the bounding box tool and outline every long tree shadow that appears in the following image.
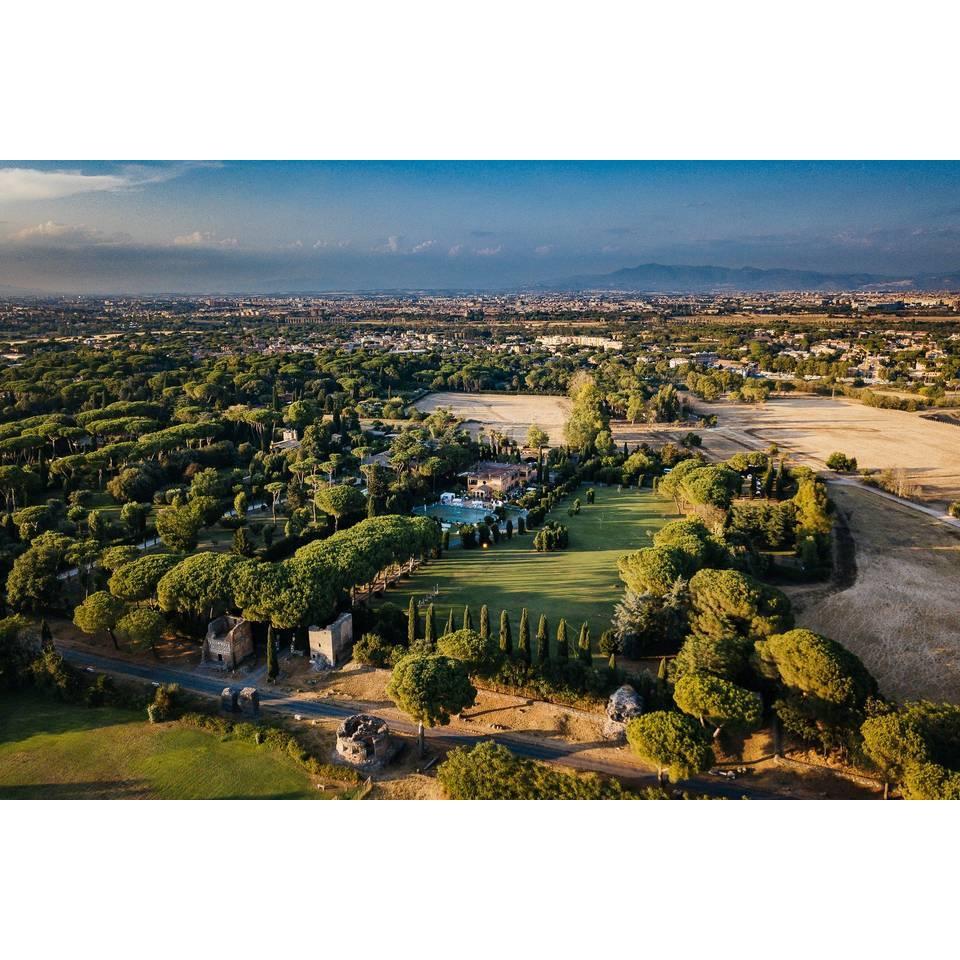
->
[0,695,141,746]
[0,779,152,800]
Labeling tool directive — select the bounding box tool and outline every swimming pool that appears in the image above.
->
[414,502,525,527]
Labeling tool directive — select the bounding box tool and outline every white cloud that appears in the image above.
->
[386,235,401,253]
[412,239,435,254]
[475,245,502,256]
[313,239,351,250]
[10,221,130,245]
[534,244,553,256]
[172,231,238,247]
[448,244,463,257]
[0,163,200,204]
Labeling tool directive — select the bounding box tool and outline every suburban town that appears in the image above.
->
[2,281,960,801]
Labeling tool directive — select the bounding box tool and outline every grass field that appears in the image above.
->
[0,694,330,799]
[380,486,674,649]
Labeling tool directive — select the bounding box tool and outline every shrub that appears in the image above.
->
[353,632,398,668]
[437,741,635,799]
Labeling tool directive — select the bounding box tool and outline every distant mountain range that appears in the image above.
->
[549,263,960,294]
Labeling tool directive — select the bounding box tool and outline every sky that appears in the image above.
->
[1,161,959,293]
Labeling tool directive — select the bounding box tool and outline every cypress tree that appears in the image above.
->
[657,656,668,682]
[499,609,512,655]
[444,607,454,637]
[425,603,436,647]
[556,619,569,663]
[407,596,418,645]
[462,604,472,631]
[536,614,549,664]
[577,622,591,665]
[479,604,489,640]
[517,608,531,664]
[40,618,54,650]
[266,625,278,681]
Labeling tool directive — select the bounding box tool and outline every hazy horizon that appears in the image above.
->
[2,161,960,293]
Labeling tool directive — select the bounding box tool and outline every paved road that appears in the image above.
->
[59,647,784,799]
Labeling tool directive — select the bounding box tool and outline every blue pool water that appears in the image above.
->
[414,502,525,527]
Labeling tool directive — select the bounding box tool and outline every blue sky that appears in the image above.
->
[1,161,959,292]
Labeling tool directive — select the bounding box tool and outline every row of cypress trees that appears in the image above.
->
[406,596,593,665]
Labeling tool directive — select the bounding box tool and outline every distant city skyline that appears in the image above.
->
[1,161,960,293]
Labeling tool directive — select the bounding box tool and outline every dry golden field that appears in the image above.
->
[414,391,571,445]
[790,484,960,703]
[691,394,960,508]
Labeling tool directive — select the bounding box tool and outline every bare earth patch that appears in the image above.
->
[414,391,571,445]
[690,394,960,508]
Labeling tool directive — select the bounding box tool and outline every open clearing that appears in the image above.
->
[414,391,571,445]
[0,694,333,799]
[379,486,674,647]
[789,484,960,703]
[690,394,960,509]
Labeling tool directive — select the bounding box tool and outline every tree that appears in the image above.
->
[316,483,365,532]
[626,711,714,783]
[826,451,857,472]
[116,607,165,657]
[599,629,622,669]
[444,607,455,637]
[87,509,109,544]
[462,604,473,631]
[517,608,531,664]
[73,591,126,650]
[407,596,418,645]
[437,628,498,670]
[479,604,489,640]
[120,501,150,546]
[564,375,607,449]
[526,424,549,455]
[673,673,762,737]
[6,544,64,613]
[556,618,569,663]
[536,614,549,664]
[617,545,687,597]
[755,628,877,751]
[424,603,437,648]
[861,709,927,799]
[387,653,477,756]
[108,553,183,602]
[155,502,203,552]
[499,609,512,656]
[861,702,960,800]
[232,526,256,557]
[577,622,591,665]
[266,624,278,681]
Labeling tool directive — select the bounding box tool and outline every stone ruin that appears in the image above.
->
[602,684,644,741]
[335,713,395,767]
[238,686,260,717]
[308,611,353,669]
[221,686,239,713]
[202,615,254,671]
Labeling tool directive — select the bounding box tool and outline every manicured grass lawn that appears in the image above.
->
[0,694,324,799]
[381,486,675,650]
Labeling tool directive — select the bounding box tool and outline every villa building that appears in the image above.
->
[465,461,537,500]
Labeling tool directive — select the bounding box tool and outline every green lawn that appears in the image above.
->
[382,486,675,651]
[0,694,328,799]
